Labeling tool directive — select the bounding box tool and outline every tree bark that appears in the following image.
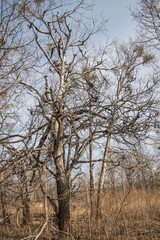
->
[89,133,95,217]
[97,134,111,217]
[0,185,8,224]
[22,190,30,225]
[0,176,10,225]
[56,173,70,231]
[54,119,70,232]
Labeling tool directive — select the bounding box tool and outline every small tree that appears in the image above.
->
[96,40,158,216]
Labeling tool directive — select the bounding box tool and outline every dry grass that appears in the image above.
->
[70,188,160,239]
[0,188,160,239]
[99,188,160,239]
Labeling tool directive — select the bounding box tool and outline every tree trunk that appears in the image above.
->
[97,134,111,217]
[89,95,94,217]
[54,120,70,232]
[110,167,116,195]
[22,193,30,225]
[56,173,70,231]
[0,186,7,224]
[89,138,95,217]
[0,181,10,225]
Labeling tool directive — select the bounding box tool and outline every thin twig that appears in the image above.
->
[51,225,75,240]
[35,221,47,240]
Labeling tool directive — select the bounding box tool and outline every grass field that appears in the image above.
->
[0,188,160,239]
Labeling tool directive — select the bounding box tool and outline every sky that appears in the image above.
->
[94,0,139,41]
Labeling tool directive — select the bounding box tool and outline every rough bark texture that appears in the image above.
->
[57,174,70,231]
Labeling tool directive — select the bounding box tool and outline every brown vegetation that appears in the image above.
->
[1,0,160,239]
[0,187,160,240]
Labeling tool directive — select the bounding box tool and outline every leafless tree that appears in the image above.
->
[0,0,32,225]
[131,0,160,50]
[1,0,108,232]
[96,40,158,216]
[131,0,160,163]
[0,1,159,237]
[0,0,36,147]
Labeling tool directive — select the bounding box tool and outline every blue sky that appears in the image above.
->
[94,0,138,41]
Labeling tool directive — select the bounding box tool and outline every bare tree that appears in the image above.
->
[3,0,108,233]
[0,0,31,225]
[131,0,160,50]
[96,40,158,216]
[0,0,35,143]
[0,1,159,237]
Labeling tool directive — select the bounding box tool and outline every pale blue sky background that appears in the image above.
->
[94,0,138,41]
